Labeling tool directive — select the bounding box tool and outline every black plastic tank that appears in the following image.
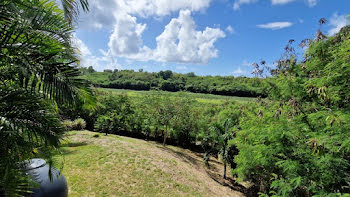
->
[25,159,68,197]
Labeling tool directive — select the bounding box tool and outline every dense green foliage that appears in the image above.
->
[233,26,350,196]
[81,68,268,97]
[0,0,91,195]
[89,90,241,150]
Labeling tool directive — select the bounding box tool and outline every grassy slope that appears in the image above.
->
[59,131,246,197]
[99,88,255,104]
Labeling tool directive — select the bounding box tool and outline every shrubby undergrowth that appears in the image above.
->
[233,26,350,196]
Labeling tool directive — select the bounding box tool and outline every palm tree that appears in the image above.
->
[0,0,92,195]
[61,0,89,24]
[206,119,235,179]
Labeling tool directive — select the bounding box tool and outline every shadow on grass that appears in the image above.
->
[205,170,258,197]
[159,146,201,167]
[61,141,88,148]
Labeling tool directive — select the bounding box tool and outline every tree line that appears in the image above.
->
[81,68,268,98]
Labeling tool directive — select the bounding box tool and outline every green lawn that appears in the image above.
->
[98,88,256,104]
[57,131,245,197]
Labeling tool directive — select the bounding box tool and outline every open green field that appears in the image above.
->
[98,88,256,104]
[58,131,247,197]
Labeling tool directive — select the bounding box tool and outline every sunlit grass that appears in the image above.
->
[57,131,244,197]
[98,88,255,104]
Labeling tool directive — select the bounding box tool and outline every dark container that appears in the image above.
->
[25,159,68,197]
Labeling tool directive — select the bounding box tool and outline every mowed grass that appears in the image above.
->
[98,88,256,104]
[57,131,245,197]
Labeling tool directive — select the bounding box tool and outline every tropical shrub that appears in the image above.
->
[233,25,350,196]
[73,118,87,130]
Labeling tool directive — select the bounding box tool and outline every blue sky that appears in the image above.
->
[73,0,350,76]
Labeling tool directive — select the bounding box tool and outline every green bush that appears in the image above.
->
[63,118,86,131]
[73,118,87,130]
[62,120,74,131]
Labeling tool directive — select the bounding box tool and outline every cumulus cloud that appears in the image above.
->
[78,0,224,64]
[328,13,350,36]
[152,10,225,63]
[226,25,235,34]
[118,0,211,18]
[108,13,147,56]
[108,10,225,64]
[257,21,293,30]
[79,0,211,30]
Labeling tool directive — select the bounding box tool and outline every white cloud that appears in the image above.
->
[108,13,147,56]
[328,13,350,36]
[79,0,211,30]
[233,0,258,10]
[152,10,225,63]
[78,0,224,64]
[119,0,211,18]
[226,25,235,34]
[257,21,293,30]
[233,0,316,10]
[307,0,318,7]
[271,0,295,5]
[72,34,91,57]
[233,67,245,76]
[72,35,120,71]
[108,10,225,64]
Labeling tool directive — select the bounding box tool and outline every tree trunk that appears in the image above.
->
[223,161,227,179]
[163,125,168,146]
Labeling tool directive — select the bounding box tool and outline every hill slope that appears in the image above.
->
[59,131,247,196]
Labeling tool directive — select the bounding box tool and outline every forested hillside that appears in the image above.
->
[81,69,268,97]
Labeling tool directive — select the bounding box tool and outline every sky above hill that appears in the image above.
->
[73,0,350,76]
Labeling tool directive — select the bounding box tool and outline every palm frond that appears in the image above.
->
[61,0,89,24]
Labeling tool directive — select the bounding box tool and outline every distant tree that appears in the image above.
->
[104,69,113,73]
[87,66,96,73]
[186,72,196,77]
[138,69,144,72]
[159,70,173,80]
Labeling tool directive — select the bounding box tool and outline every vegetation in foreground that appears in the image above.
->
[59,131,246,197]
[0,0,90,195]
